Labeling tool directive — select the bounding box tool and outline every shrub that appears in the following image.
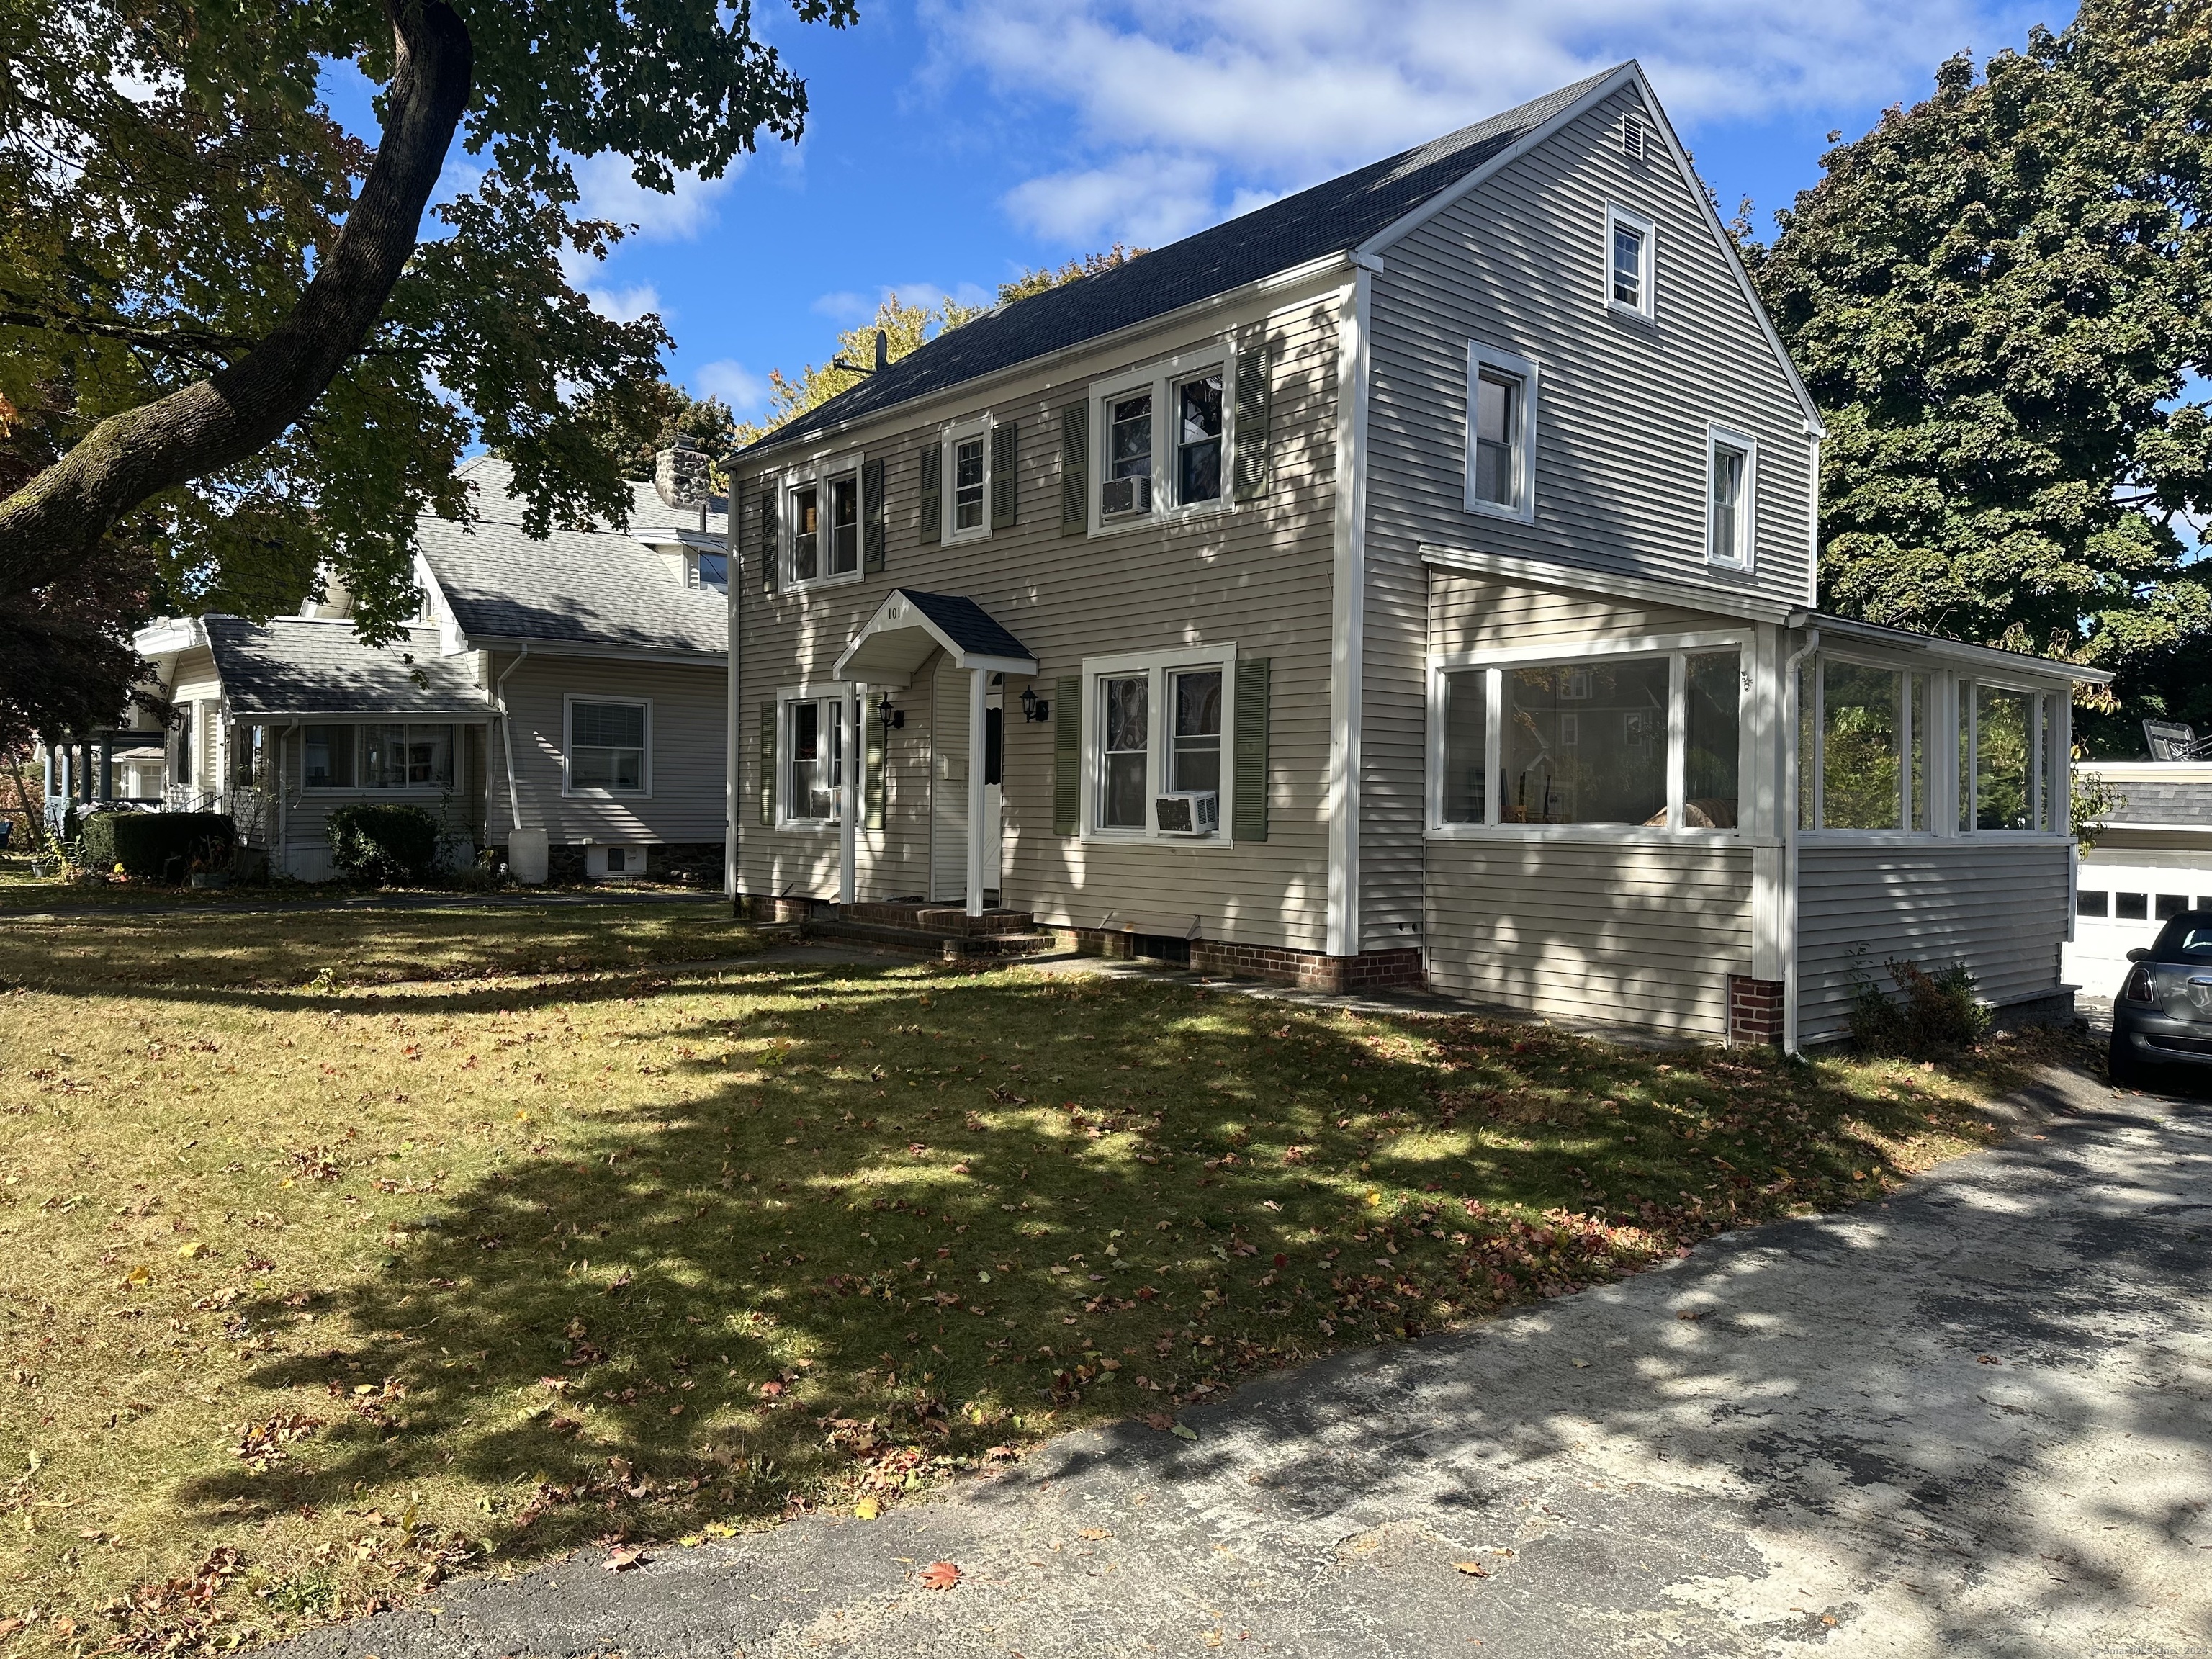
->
[326,804,441,885]
[79,811,235,881]
[1848,952,1991,1058]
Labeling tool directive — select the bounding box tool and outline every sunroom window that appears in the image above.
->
[1435,647,1739,831]
[1799,660,1932,831]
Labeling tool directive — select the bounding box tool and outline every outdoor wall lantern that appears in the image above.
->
[1020,685,1051,723]
[876,692,904,730]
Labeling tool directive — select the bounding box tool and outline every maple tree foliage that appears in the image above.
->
[0,0,855,742]
[1745,0,2212,750]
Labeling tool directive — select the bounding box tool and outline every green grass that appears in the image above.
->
[0,909,2076,1654]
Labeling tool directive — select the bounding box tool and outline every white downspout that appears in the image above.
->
[1780,624,1820,1055]
[495,644,529,834]
[965,664,988,917]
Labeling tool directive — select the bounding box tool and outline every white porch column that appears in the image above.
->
[839,684,861,906]
[966,665,988,916]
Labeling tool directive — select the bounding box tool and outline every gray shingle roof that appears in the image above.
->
[2112,778,2212,827]
[894,590,1033,662]
[740,67,1624,459]
[424,458,728,656]
[204,617,496,719]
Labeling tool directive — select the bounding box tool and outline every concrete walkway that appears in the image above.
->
[277,1065,2211,1659]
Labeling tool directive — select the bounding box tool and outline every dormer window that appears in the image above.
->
[692,551,728,592]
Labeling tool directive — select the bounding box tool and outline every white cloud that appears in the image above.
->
[583,284,662,325]
[691,360,772,413]
[923,0,2036,246]
[572,150,739,242]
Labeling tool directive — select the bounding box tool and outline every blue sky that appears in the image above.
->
[349,0,2075,423]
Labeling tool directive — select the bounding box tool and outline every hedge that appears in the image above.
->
[79,811,235,880]
[326,803,441,884]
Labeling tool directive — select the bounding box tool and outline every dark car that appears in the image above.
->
[2109,909,2212,1087]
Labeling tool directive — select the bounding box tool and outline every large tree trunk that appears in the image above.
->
[0,0,473,601]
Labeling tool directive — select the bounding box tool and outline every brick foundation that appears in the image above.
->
[736,893,824,925]
[1190,940,1426,994]
[1727,975,1785,1046]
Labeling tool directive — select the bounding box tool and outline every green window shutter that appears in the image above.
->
[918,444,942,545]
[1232,338,1272,503]
[1059,401,1089,536]
[990,420,1018,530]
[1233,657,1269,842]
[757,701,777,827]
[865,711,886,830]
[1052,674,1082,836]
[863,456,886,572]
[758,482,780,593]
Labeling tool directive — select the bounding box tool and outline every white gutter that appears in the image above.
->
[494,644,529,834]
[1779,626,1820,1056]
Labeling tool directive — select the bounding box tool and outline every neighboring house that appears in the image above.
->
[2065,747,2212,998]
[719,61,2103,1049]
[113,449,728,881]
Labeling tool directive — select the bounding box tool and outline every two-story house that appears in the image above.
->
[724,63,2105,1050]
[120,448,729,882]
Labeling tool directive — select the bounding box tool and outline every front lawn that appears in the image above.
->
[0,912,2071,1654]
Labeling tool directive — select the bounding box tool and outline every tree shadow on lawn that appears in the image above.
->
[174,958,2048,1584]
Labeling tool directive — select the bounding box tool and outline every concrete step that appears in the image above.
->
[804,917,1059,961]
[835,901,1036,937]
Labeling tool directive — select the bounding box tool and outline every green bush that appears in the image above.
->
[79,811,235,880]
[1848,952,1992,1058]
[326,804,441,885]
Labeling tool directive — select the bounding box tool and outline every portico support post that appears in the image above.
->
[966,665,987,917]
[839,683,861,906]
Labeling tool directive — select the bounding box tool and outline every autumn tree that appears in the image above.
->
[1746,0,2212,750]
[0,0,855,742]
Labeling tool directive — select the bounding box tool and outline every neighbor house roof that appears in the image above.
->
[203,617,497,719]
[739,67,1629,459]
[421,458,728,658]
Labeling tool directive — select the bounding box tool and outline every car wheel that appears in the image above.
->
[2108,1030,2155,1090]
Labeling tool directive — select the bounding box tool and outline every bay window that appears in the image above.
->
[1430,641,1742,833]
[1082,648,1236,840]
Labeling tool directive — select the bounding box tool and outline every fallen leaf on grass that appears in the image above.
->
[0,1616,24,1640]
[603,1547,648,1572]
[916,1560,961,1591]
[1454,1560,1489,1577]
[178,1241,208,1260]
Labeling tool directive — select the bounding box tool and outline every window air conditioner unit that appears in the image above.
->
[1155,791,1219,836]
[1100,475,1151,516]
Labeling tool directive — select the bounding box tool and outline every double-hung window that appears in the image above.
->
[1604,204,1656,320]
[1465,343,1538,521]
[1082,647,1236,840]
[783,693,846,822]
[567,698,649,796]
[1706,426,1755,570]
[785,471,860,586]
[1430,642,1744,833]
[943,416,992,541]
[1092,347,1231,529]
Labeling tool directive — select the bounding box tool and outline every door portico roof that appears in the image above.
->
[832,589,1038,686]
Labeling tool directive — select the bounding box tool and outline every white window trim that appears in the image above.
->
[1077,643,1237,847]
[1704,423,1758,573]
[1463,341,1540,524]
[1604,203,1657,322]
[1425,630,1753,842]
[777,461,863,591]
[1087,341,1236,536]
[298,720,459,796]
[941,414,993,545]
[1794,656,2074,844]
[562,695,653,799]
[775,681,853,831]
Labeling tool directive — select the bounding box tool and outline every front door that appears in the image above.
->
[984,685,1004,906]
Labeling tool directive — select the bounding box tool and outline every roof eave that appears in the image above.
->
[1792,610,2113,683]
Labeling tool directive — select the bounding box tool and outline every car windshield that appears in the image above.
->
[2151,913,2212,959]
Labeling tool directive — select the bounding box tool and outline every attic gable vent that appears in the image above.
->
[1622,114,1650,162]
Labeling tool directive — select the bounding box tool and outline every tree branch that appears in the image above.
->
[0,0,473,599]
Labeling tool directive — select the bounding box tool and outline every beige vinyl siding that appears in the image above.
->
[1360,82,1817,952]
[1426,841,1753,1038]
[1796,842,2071,1045]
[1422,568,1755,1038]
[166,647,225,804]
[735,278,1344,949]
[274,722,482,882]
[929,654,971,902]
[484,654,727,847]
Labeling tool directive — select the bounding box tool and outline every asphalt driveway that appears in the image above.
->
[279,1064,2212,1658]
